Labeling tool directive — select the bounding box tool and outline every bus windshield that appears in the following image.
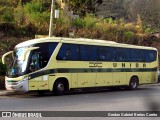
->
[6,42,58,77]
[7,46,31,77]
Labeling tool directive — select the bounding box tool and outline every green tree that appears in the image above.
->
[23,0,50,33]
[124,0,160,30]
[67,0,103,16]
[0,59,6,76]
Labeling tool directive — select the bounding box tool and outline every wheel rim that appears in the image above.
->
[57,83,64,92]
[131,81,137,88]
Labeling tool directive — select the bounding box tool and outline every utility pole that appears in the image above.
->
[49,0,55,37]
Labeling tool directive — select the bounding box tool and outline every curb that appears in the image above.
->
[0,90,16,96]
[140,83,160,87]
[0,90,24,96]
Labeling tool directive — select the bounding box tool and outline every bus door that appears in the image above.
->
[28,42,58,90]
[28,52,49,90]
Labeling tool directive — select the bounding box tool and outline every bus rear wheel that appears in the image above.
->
[128,77,139,90]
[53,80,65,95]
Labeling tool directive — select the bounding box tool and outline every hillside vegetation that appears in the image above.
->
[0,0,160,88]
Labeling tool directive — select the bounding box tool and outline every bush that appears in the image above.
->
[0,59,6,89]
[0,76,5,90]
[84,14,97,29]
[53,15,151,45]
[0,59,6,76]
[24,0,50,31]
[0,6,14,23]
[71,18,85,29]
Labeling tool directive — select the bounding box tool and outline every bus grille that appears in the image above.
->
[7,81,18,86]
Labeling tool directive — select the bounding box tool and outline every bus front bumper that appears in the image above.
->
[5,78,28,92]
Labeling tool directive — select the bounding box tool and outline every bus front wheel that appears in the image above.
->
[53,80,65,95]
[128,77,139,90]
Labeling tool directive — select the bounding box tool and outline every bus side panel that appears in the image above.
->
[112,72,127,85]
[28,76,49,91]
[48,75,56,91]
[96,73,112,86]
[71,73,78,88]
[151,72,158,83]
[142,72,151,84]
[112,62,127,86]
[150,61,158,83]
[141,62,150,84]
[96,62,113,87]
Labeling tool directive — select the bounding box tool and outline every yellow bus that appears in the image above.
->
[2,37,158,95]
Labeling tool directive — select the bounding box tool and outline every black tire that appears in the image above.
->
[128,77,139,90]
[53,80,65,95]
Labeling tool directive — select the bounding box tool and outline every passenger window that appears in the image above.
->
[150,51,157,62]
[79,45,98,61]
[99,47,115,61]
[99,47,107,61]
[116,48,130,62]
[131,49,144,62]
[80,45,92,61]
[57,44,79,60]
[145,50,157,62]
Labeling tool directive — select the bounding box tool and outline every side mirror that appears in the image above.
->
[2,51,13,64]
[21,47,39,61]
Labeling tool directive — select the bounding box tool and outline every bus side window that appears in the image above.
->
[131,49,144,62]
[80,45,91,61]
[64,48,71,60]
[145,50,157,62]
[99,48,106,60]
[57,43,79,60]
[79,45,98,61]
[98,46,115,61]
[150,51,157,62]
[116,48,123,62]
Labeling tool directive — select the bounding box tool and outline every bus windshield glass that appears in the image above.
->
[6,42,58,77]
[7,46,31,77]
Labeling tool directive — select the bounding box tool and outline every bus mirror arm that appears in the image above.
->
[21,47,39,61]
[2,51,13,64]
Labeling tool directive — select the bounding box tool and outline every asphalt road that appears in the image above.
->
[0,85,160,120]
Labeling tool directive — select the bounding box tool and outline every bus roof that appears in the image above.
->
[15,37,157,51]
[15,37,62,48]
